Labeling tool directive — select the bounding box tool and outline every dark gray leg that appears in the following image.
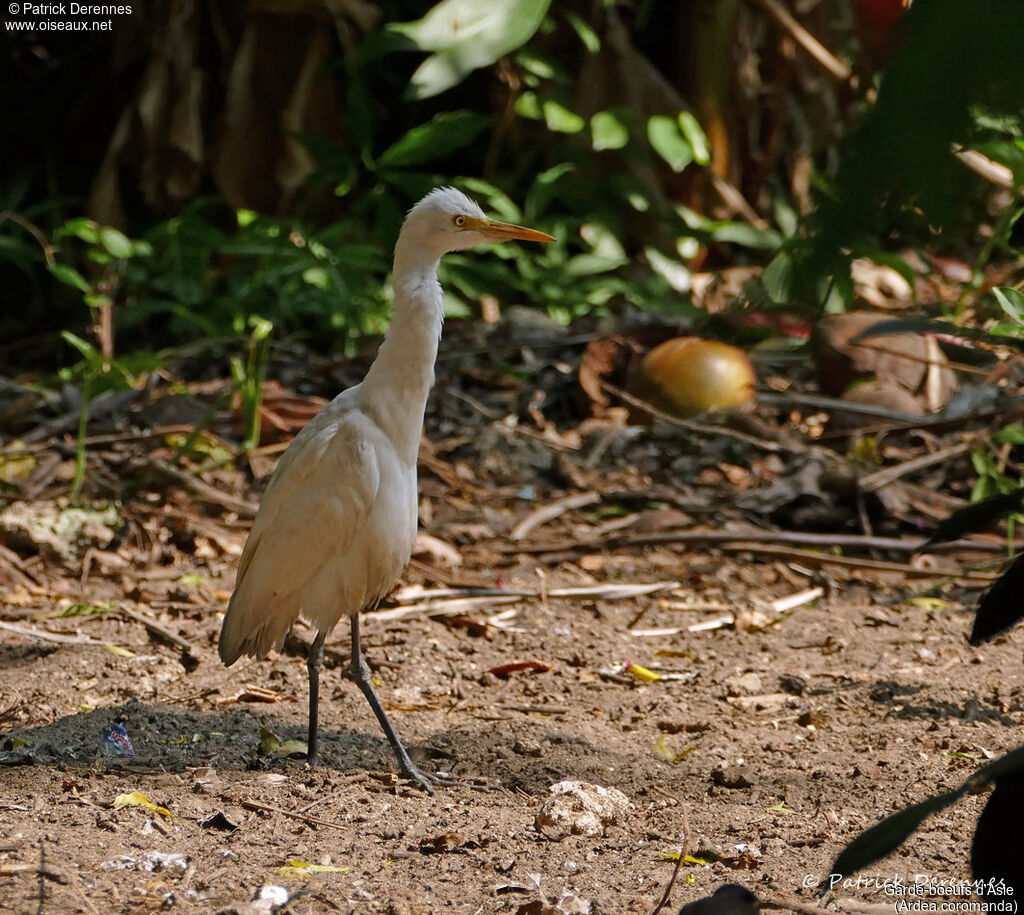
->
[349,613,434,794]
[306,631,326,765]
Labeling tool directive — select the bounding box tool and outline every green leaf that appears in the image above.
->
[535,163,574,186]
[390,0,553,99]
[543,100,584,134]
[98,226,134,259]
[515,91,542,120]
[988,322,1024,338]
[591,111,628,151]
[995,423,1024,445]
[59,218,99,244]
[61,330,100,361]
[247,315,274,344]
[993,286,1024,325]
[565,10,600,52]
[645,248,689,292]
[48,263,90,293]
[772,195,799,237]
[302,266,330,290]
[763,252,794,304]
[565,253,626,277]
[710,222,782,250]
[677,111,710,165]
[648,115,693,173]
[516,53,554,79]
[377,111,490,169]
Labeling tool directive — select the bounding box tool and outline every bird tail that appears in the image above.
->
[218,586,295,665]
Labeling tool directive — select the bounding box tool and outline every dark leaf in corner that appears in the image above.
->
[851,317,1024,352]
[678,884,760,915]
[826,787,965,886]
[923,487,1024,549]
[970,553,1024,645]
[971,772,1024,901]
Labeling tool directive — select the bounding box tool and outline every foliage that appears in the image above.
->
[3,0,1023,373]
[231,316,275,454]
[57,331,159,498]
[796,0,1024,304]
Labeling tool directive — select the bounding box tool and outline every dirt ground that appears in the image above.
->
[1,350,1021,914]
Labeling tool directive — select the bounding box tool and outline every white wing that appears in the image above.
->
[219,394,381,662]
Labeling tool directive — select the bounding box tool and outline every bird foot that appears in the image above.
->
[398,764,498,794]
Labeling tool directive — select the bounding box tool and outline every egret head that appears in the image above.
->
[403,186,554,256]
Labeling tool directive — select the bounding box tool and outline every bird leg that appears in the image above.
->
[305,631,326,765]
[349,613,435,794]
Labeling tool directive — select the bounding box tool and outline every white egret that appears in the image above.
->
[219,187,554,791]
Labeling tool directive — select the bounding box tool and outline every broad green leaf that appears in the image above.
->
[543,100,584,134]
[645,248,690,292]
[647,115,693,173]
[565,253,626,277]
[99,226,134,259]
[677,111,710,165]
[390,0,553,99]
[515,91,542,120]
[591,111,628,151]
[711,222,782,250]
[986,322,1024,338]
[49,263,90,293]
[377,111,490,169]
[995,423,1024,445]
[579,223,626,260]
[763,252,794,303]
[59,218,99,244]
[993,286,1024,325]
[772,195,799,237]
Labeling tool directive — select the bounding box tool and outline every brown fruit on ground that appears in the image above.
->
[628,337,757,421]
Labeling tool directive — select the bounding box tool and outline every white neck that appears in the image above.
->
[359,231,444,464]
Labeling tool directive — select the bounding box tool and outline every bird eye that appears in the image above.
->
[453,215,466,227]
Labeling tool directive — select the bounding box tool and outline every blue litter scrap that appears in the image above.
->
[103,719,135,757]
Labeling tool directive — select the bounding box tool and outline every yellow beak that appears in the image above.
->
[469,217,555,244]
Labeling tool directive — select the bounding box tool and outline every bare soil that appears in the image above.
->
[1,352,1021,914]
